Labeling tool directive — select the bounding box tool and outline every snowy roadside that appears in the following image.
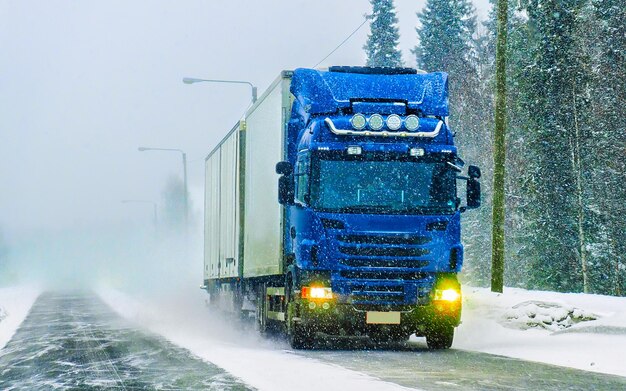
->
[0,285,41,350]
[454,287,626,377]
[98,287,415,391]
[98,284,626,388]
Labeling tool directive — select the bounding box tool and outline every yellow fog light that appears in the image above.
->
[301,286,333,300]
[434,288,461,302]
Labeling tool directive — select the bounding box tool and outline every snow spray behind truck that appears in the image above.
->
[202,67,481,349]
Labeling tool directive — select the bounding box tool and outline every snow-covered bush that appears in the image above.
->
[502,300,597,331]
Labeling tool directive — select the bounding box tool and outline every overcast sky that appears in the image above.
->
[0,0,491,238]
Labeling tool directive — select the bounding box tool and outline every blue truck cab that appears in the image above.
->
[275,66,481,349]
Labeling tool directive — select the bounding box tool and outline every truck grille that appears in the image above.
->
[350,285,405,304]
[340,258,429,268]
[341,271,428,281]
[337,234,430,246]
[339,246,430,257]
[335,232,432,306]
[352,293,405,303]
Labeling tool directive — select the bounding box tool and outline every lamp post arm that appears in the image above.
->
[138,147,185,154]
[182,78,257,102]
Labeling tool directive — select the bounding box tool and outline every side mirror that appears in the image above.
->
[467,178,481,209]
[278,175,294,205]
[276,161,294,205]
[468,165,481,179]
[276,161,293,176]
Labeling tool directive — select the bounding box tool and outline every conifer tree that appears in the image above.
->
[520,0,590,293]
[479,0,625,295]
[414,0,495,286]
[586,0,626,295]
[364,0,403,67]
[414,0,476,72]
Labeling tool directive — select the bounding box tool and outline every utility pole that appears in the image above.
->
[491,0,508,293]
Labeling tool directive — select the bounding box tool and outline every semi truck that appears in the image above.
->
[202,66,481,349]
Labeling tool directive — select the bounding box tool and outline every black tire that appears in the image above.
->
[255,284,269,336]
[289,323,314,349]
[285,279,314,349]
[426,325,454,350]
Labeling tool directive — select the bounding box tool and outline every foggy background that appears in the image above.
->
[0,0,490,288]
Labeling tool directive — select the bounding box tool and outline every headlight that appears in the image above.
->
[368,114,384,130]
[301,286,333,300]
[433,288,461,302]
[386,114,402,130]
[350,113,366,130]
[405,115,420,131]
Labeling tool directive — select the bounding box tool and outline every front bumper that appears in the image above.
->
[293,298,461,337]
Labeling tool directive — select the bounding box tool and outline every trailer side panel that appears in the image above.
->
[204,124,240,280]
[243,76,291,278]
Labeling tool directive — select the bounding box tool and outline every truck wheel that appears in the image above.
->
[425,325,454,350]
[289,323,314,349]
[255,284,269,336]
[285,280,314,349]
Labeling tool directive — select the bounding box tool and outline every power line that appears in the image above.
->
[312,15,370,69]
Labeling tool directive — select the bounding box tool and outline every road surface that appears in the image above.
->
[2,292,625,390]
[0,292,250,390]
[305,339,626,390]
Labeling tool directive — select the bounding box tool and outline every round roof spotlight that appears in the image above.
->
[386,114,402,131]
[368,114,384,131]
[350,113,366,130]
[405,115,420,131]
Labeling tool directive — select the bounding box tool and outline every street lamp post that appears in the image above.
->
[182,77,258,103]
[137,147,188,230]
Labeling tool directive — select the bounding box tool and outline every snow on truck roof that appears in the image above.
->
[290,67,449,117]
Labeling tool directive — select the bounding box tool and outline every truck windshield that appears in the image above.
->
[310,159,457,214]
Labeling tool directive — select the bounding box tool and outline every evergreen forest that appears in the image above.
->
[365,0,626,296]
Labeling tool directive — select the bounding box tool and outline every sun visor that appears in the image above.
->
[290,68,449,117]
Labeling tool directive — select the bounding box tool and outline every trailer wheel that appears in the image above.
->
[255,284,269,336]
[425,325,454,350]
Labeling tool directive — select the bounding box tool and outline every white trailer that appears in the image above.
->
[203,72,293,290]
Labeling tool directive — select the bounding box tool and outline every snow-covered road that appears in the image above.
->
[2,287,626,390]
[97,287,626,390]
[0,292,249,390]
